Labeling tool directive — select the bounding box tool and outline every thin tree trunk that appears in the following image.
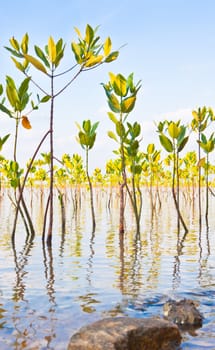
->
[47,72,54,247]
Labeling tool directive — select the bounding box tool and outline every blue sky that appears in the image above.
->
[1,0,215,170]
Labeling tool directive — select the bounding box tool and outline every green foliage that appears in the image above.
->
[76,120,99,150]
[3,160,24,188]
[198,133,215,154]
[72,24,119,68]
[102,72,141,115]
[159,134,173,153]
[0,134,10,152]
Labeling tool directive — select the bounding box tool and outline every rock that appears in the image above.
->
[67,316,181,350]
[163,299,203,328]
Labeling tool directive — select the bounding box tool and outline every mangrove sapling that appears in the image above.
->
[12,130,51,240]
[76,119,99,233]
[61,153,86,216]
[124,121,143,234]
[157,120,189,233]
[143,144,161,213]
[182,151,198,204]
[102,72,141,234]
[191,107,215,226]
[198,132,215,222]
[0,75,40,241]
[5,25,119,246]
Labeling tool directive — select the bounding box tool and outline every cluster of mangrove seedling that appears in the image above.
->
[0,24,215,246]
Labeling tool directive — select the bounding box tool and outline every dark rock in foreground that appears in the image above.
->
[67,316,181,350]
[163,299,203,328]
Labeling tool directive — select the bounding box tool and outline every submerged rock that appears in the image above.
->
[67,316,181,350]
[163,299,203,328]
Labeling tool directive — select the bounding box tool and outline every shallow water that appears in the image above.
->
[0,188,215,349]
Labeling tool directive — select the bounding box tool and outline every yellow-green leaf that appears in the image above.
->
[108,130,118,142]
[192,110,199,121]
[6,85,19,108]
[71,42,82,63]
[108,94,121,113]
[121,95,136,113]
[84,55,103,67]
[21,33,29,54]
[105,51,119,63]
[159,134,173,153]
[109,72,116,85]
[168,122,180,139]
[104,37,112,56]
[9,37,19,51]
[48,36,56,63]
[85,24,94,45]
[24,54,47,74]
[108,112,118,124]
[11,57,25,72]
[74,26,82,38]
[113,74,127,97]
[147,143,155,154]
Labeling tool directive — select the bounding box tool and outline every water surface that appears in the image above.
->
[0,188,215,349]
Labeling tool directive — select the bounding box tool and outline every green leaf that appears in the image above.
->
[0,134,10,151]
[40,95,51,103]
[159,134,173,152]
[157,121,164,133]
[91,121,99,134]
[35,45,50,68]
[83,120,91,133]
[178,136,189,152]
[108,131,118,142]
[116,121,125,138]
[18,77,30,97]
[6,76,16,89]
[10,160,19,172]
[79,131,89,147]
[55,47,65,67]
[85,24,94,45]
[56,38,63,52]
[5,46,23,58]
[177,125,186,144]
[0,103,13,117]
[133,122,141,137]
[201,133,207,144]
[104,51,119,63]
